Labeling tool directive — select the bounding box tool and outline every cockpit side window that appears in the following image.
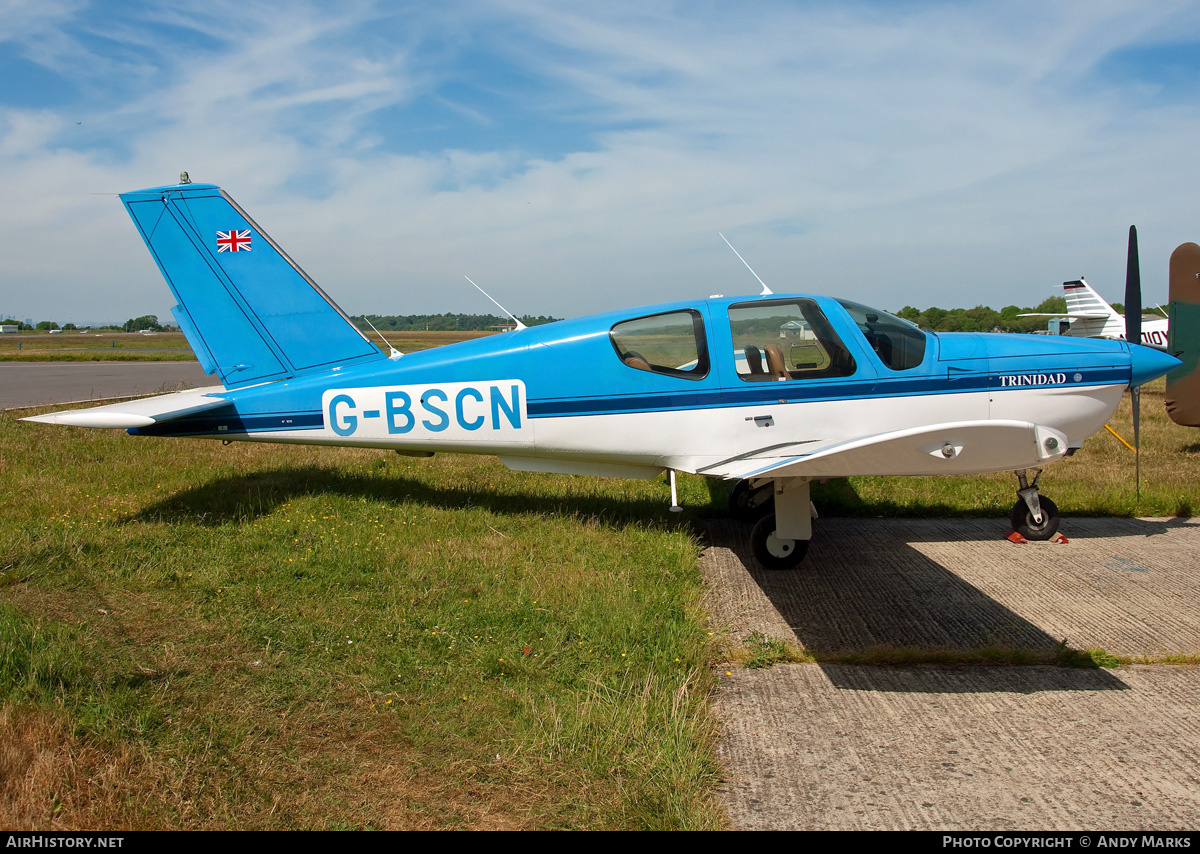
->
[610,309,709,380]
[728,300,856,381]
[836,300,928,371]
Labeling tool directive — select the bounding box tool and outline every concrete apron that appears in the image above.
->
[703,516,1200,830]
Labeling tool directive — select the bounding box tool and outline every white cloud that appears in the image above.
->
[2,0,1199,324]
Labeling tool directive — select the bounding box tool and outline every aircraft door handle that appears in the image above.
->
[745,415,774,427]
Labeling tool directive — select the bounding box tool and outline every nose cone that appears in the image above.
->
[1129,343,1181,387]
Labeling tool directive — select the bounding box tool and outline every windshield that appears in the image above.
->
[836,300,928,371]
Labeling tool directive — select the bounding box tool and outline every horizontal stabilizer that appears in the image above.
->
[703,420,1068,480]
[21,388,230,429]
[1018,311,1110,319]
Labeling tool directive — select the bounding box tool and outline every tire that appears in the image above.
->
[1010,495,1060,541]
[729,479,774,522]
[750,513,809,570]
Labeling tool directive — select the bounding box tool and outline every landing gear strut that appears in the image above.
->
[729,478,774,522]
[1010,469,1060,540]
[746,477,814,570]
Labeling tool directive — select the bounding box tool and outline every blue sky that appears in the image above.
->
[2,0,1199,324]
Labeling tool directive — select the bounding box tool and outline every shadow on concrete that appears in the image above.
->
[706,519,1127,693]
[895,516,1195,542]
[817,663,1125,694]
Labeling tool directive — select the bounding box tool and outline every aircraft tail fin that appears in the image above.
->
[1058,278,1125,340]
[1062,279,1123,320]
[120,181,385,388]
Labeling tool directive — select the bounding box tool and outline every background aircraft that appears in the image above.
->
[23,179,1182,569]
[1165,242,1200,428]
[1023,278,1170,351]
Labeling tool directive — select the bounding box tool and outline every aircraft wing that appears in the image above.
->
[21,387,231,429]
[699,420,1068,481]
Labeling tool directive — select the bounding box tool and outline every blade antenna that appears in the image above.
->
[362,314,402,359]
[719,233,773,295]
[465,276,527,331]
[1125,225,1142,503]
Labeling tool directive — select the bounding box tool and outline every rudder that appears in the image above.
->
[120,180,384,388]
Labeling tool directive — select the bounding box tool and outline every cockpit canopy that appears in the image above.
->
[835,300,928,371]
[605,295,929,384]
[729,298,856,381]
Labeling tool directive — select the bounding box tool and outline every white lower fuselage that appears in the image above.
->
[230,380,1125,480]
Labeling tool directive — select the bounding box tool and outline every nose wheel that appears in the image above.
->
[1011,469,1061,541]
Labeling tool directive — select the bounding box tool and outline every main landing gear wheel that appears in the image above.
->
[730,479,774,522]
[750,513,809,570]
[1010,495,1060,541]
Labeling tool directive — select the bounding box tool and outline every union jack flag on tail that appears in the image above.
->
[216,229,251,252]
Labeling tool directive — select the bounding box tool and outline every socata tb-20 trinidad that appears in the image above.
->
[24,177,1182,569]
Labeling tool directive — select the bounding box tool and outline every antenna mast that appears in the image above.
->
[719,233,773,295]
[465,276,527,331]
[361,315,402,359]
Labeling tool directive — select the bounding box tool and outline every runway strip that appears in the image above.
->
[0,361,210,409]
[704,516,1200,830]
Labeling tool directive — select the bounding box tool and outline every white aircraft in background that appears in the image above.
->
[1023,279,1170,351]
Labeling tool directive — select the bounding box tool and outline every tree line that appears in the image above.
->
[2,315,166,332]
[352,301,1081,336]
[12,299,1123,336]
[5,313,560,333]
[895,297,1072,333]
[352,313,561,332]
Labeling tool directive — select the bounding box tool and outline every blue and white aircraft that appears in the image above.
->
[24,178,1183,568]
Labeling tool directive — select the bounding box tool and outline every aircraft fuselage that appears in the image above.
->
[129,294,1152,481]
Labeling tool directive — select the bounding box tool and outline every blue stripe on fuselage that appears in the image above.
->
[129,369,1127,437]
[129,411,323,437]
[529,369,1125,418]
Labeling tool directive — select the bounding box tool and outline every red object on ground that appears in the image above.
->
[1006,530,1069,544]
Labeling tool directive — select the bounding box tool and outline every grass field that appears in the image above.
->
[1,413,723,829]
[0,331,196,362]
